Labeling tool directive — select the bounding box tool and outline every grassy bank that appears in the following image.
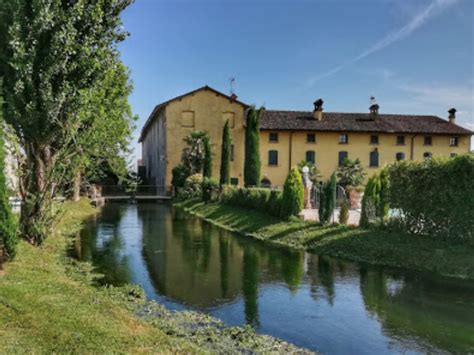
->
[0,199,308,353]
[176,199,474,280]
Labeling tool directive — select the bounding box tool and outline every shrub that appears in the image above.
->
[171,164,189,190]
[177,173,203,200]
[319,173,337,224]
[360,174,381,227]
[219,120,231,185]
[203,135,212,178]
[378,167,390,219]
[339,199,349,225]
[280,168,304,219]
[220,185,283,218]
[202,177,219,202]
[336,158,365,189]
[244,107,263,187]
[0,116,17,259]
[388,154,474,241]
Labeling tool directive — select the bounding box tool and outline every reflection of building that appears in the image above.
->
[139,86,472,187]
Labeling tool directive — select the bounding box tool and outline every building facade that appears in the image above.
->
[139,86,472,188]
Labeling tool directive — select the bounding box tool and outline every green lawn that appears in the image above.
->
[176,199,474,279]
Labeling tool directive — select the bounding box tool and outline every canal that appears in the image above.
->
[72,202,474,353]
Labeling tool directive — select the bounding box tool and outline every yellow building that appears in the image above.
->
[139,86,472,187]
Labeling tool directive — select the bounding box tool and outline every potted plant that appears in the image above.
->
[336,158,365,209]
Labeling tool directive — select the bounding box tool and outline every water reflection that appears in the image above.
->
[72,203,474,353]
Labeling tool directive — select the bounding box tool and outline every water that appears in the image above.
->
[73,203,474,354]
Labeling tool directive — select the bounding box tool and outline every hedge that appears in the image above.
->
[220,186,283,218]
[388,154,474,242]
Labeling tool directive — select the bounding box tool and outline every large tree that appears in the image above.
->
[244,107,263,187]
[0,0,133,244]
[219,120,231,185]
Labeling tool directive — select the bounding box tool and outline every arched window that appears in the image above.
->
[268,150,278,166]
[423,152,432,159]
[395,152,405,161]
[306,150,316,164]
[260,178,272,188]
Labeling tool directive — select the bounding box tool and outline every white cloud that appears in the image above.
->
[307,0,458,86]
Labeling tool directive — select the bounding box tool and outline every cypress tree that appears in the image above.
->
[203,135,212,178]
[219,120,231,185]
[319,172,337,224]
[244,107,263,187]
[280,168,304,219]
[0,90,17,259]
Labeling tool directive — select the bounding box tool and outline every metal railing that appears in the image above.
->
[311,185,346,209]
[100,185,172,197]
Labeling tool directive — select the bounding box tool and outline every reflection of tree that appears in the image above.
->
[280,250,305,293]
[198,222,212,272]
[219,230,229,298]
[74,204,131,285]
[242,245,259,328]
[359,268,474,353]
[318,256,335,305]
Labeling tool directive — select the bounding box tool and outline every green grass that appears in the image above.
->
[176,199,474,279]
[0,199,307,354]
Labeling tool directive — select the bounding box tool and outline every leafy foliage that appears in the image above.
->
[171,164,190,190]
[203,135,213,178]
[336,158,365,189]
[280,168,304,219]
[220,186,282,218]
[0,93,17,259]
[0,0,133,244]
[244,107,263,187]
[202,177,219,202]
[360,174,381,227]
[181,131,208,175]
[297,160,321,184]
[177,174,203,200]
[319,173,337,225]
[388,154,474,241]
[339,199,349,225]
[219,120,231,186]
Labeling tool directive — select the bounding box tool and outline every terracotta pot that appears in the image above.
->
[347,189,362,210]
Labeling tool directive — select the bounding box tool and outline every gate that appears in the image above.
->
[310,184,346,209]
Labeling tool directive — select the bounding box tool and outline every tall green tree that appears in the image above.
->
[219,120,231,185]
[203,135,212,178]
[360,174,381,227]
[0,85,17,259]
[280,168,304,219]
[0,0,133,244]
[319,172,337,224]
[244,107,263,187]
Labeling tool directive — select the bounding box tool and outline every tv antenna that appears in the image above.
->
[229,77,236,96]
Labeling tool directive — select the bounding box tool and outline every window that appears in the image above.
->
[339,134,349,144]
[424,136,432,146]
[396,135,405,145]
[370,135,379,145]
[268,150,278,166]
[230,177,239,185]
[370,150,379,167]
[449,137,459,147]
[423,152,432,159]
[338,151,348,166]
[395,152,405,161]
[307,133,316,143]
[230,144,235,162]
[306,150,316,164]
[260,178,271,188]
[181,111,195,127]
[269,132,279,142]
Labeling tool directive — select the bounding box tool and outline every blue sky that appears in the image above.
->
[118,0,474,160]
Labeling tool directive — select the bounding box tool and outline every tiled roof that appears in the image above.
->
[260,110,473,135]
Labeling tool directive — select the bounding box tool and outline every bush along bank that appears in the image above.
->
[0,199,310,353]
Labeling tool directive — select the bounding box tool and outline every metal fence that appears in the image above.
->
[100,185,171,197]
[311,185,346,210]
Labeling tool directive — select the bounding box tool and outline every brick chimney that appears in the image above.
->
[448,108,456,124]
[369,96,379,120]
[313,98,323,121]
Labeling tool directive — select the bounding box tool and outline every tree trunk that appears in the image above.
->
[20,143,54,245]
[72,171,81,202]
